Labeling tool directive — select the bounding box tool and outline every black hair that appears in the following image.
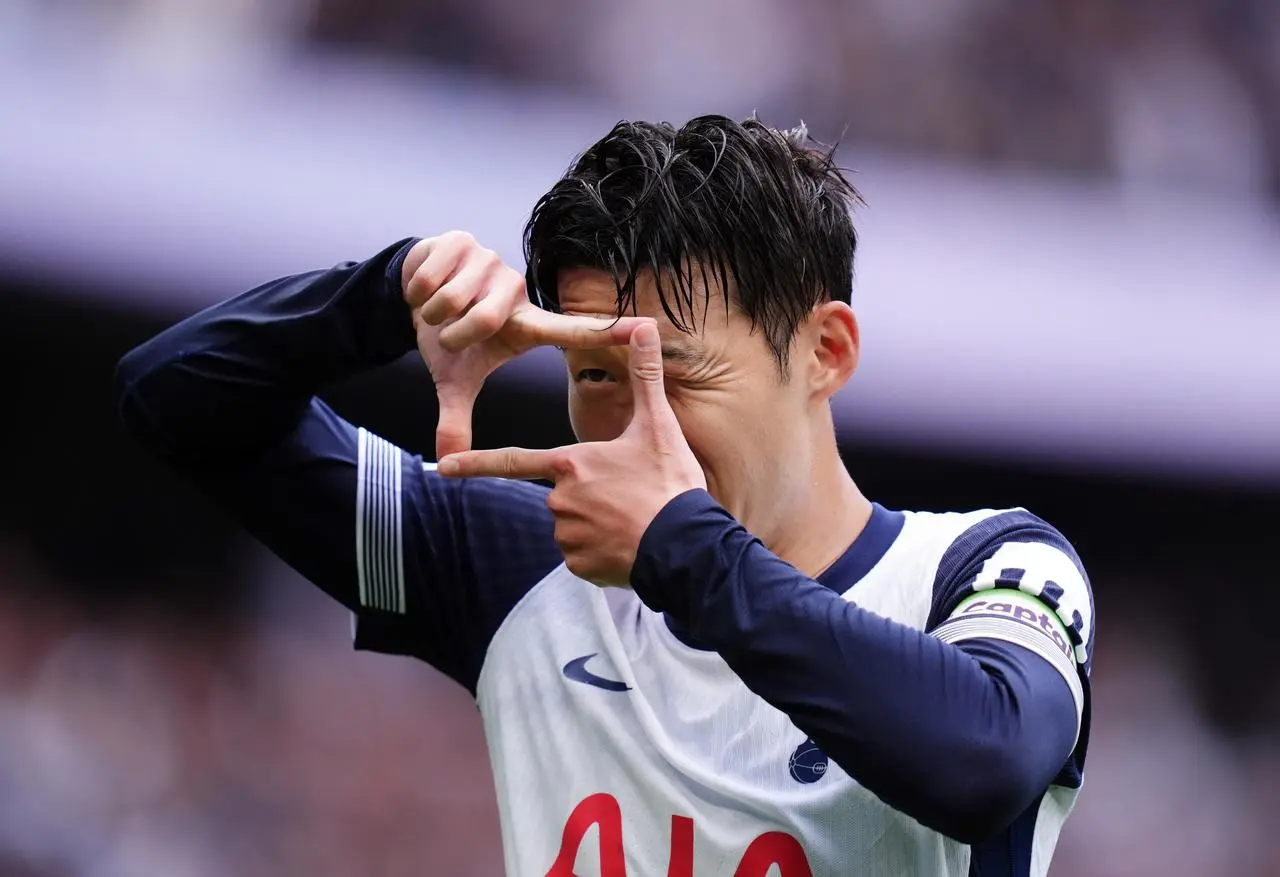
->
[523,114,862,374]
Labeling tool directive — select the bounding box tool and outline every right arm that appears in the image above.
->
[114,238,563,693]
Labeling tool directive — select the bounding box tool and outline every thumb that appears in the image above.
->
[627,321,675,430]
[434,381,479,460]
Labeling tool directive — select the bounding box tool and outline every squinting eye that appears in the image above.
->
[575,369,614,384]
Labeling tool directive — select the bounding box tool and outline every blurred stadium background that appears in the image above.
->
[2,0,1280,874]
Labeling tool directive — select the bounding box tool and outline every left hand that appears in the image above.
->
[437,321,707,586]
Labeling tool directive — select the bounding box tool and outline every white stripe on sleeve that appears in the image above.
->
[356,428,406,614]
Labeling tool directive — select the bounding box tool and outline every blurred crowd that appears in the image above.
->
[309,0,1280,201]
[1,538,1280,877]
[5,0,1279,203]
[0,543,505,877]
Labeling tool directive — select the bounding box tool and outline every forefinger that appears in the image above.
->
[510,308,654,350]
[437,446,564,481]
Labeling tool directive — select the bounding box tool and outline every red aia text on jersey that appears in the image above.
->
[545,793,814,877]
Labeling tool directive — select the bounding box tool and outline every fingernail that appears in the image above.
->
[437,457,459,476]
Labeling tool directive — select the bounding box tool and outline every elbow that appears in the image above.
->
[926,743,1046,844]
[919,638,1078,842]
[838,734,1050,844]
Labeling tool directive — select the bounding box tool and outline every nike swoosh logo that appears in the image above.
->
[562,653,631,692]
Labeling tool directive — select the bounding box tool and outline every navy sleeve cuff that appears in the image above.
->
[631,488,736,616]
[386,237,421,300]
[364,236,422,360]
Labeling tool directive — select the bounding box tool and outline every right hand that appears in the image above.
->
[402,231,641,460]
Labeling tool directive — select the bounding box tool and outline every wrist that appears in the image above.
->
[630,489,725,613]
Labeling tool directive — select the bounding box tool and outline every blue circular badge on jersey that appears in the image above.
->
[788,738,829,784]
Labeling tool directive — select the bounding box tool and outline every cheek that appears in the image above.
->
[675,386,795,476]
[568,387,630,443]
[669,400,750,478]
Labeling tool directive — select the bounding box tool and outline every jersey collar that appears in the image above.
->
[815,501,905,590]
[663,501,906,650]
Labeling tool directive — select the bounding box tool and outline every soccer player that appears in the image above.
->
[116,116,1094,876]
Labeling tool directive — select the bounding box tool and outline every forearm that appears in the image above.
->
[115,237,420,465]
[630,490,1078,842]
[113,234,568,694]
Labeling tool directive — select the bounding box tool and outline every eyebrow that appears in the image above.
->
[557,339,706,366]
[661,343,706,367]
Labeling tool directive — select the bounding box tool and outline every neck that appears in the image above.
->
[753,412,872,580]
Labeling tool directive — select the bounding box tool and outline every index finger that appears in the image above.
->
[508,307,654,350]
[437,446,565,481]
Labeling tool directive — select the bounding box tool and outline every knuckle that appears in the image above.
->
[441,229,475,246]
[498,282,526,312]
[632,359,665,383]
[434,284,469,309]
[406,268,437,305]
[563,554,591,580]
[404,276,425,306]
[435,425,464,446]
[545,488,569,515]
[465,307,505,337]
[498,264,525,288]
[435,328,465,353]
[500,452,526,479]
[411,270,449,304]
[549,453,577,480]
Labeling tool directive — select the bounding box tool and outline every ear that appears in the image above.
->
[802,301,859,401]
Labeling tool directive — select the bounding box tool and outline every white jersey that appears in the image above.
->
[117,249,1093,877]
[350,436,1095,877]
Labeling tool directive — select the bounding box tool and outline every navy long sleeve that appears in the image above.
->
[116,239,1089,847]
[114,240,564,693]
[631,490,1083,843]
[117,239,422,466]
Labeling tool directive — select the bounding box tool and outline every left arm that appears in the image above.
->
[630,491,1087,844]
[437,326,1090,840]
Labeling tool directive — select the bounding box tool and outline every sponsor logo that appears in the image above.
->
[562,653,631,692]
[547,794,814,877]
[788,737,829,785]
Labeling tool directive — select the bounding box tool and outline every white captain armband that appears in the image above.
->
[932,589,1085,734]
